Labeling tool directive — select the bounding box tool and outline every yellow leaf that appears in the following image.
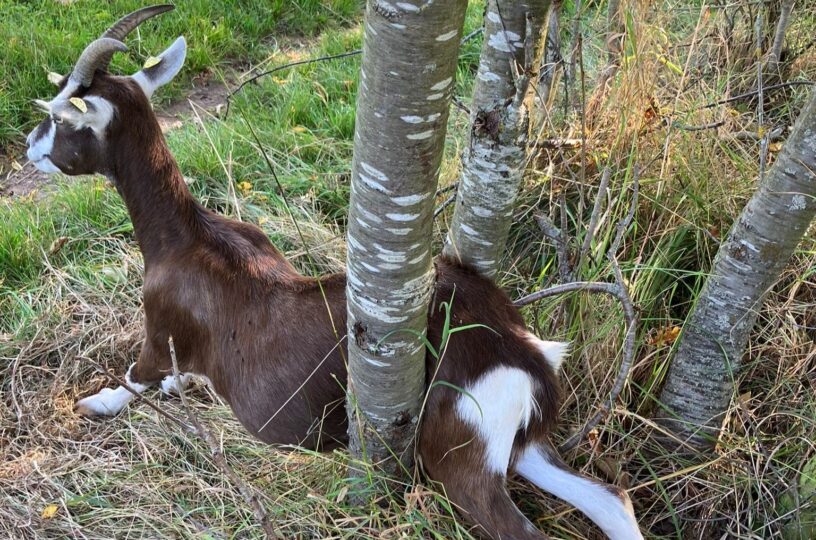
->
[11,160,23,172]
[47,72,64,85]
[41,504,59,519]
[757,126,766,138]
[649,325,681,347]
[769,142,783,153]
[143,56,162,69]
[237,181,252,195]
[292,126,307,133]
[69,97,87,113]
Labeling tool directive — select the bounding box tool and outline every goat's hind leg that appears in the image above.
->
[514,442,643,540]
[75,343,172,417]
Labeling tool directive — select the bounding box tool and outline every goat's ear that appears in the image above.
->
[131,36,186,99]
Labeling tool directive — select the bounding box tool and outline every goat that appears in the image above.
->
[25,6,643,539]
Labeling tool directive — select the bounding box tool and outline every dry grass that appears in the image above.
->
[2,0,816,538]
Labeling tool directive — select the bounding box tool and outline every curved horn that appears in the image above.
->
[71,38,128,87]
[97,5,175,72]
[102,4,175,40]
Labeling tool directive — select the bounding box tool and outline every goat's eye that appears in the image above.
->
[52,115,63,125]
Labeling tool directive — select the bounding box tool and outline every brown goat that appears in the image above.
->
[25,6,643,539]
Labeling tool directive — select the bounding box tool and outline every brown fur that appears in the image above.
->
[29,71,609,540]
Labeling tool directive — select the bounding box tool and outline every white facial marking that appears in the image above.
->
[455,366,538,474]
[75,364,149,416]
[57,95,116,135]
[26,121,58,173]
[515,445,643,540]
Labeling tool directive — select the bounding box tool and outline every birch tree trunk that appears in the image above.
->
[442,0,551,279]
[346,0,467,477]
[657,90,816,449]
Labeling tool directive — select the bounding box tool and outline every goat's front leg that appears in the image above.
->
[75,343,184,416]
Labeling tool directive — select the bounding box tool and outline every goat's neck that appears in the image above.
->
[108,124,196,266]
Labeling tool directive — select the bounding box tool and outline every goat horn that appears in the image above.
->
[97,4,176,73]
[71,38,129,87]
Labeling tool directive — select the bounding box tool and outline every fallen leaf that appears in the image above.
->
[237,181,252,195]
[292,126,307,133]
[335,485,348,503]
[650,326,681,347]
[11,160,23,172]
[41,504,58,519]
[49,237,69,255]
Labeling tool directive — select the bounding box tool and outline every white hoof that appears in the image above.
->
[75,387,133,416]
[160,373,191,395]
[75,363,149,417]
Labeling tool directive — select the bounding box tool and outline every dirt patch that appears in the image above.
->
[156,71,231,133]
[0,154,55,200]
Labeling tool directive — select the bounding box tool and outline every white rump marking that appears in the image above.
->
[75,364,148,416]
[516,445,643,540]
[455,367,538,474]
[523,333,570,371]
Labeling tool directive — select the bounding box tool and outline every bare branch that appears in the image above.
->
[767,0,795,70]
[578,167,610,268]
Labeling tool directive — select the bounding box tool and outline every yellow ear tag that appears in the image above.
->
[143,56,163,69]
[47,72,64,85]
[69,97,88,113]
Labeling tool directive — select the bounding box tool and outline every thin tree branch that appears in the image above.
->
[227,25,485,112]
[695,80,815,110]
[578,167,610,268]
[434,192,458,219]
[767,0,795,69]
[168,337,282,540]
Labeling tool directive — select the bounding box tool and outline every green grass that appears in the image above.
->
[0,0,361,147]
[2,0,815,538]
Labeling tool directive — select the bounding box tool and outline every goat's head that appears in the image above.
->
[26,5,185,176]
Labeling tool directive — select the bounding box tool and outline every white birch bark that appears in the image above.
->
[657,90,816,448]
[346,0,467,475]
[442,0,551,279]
